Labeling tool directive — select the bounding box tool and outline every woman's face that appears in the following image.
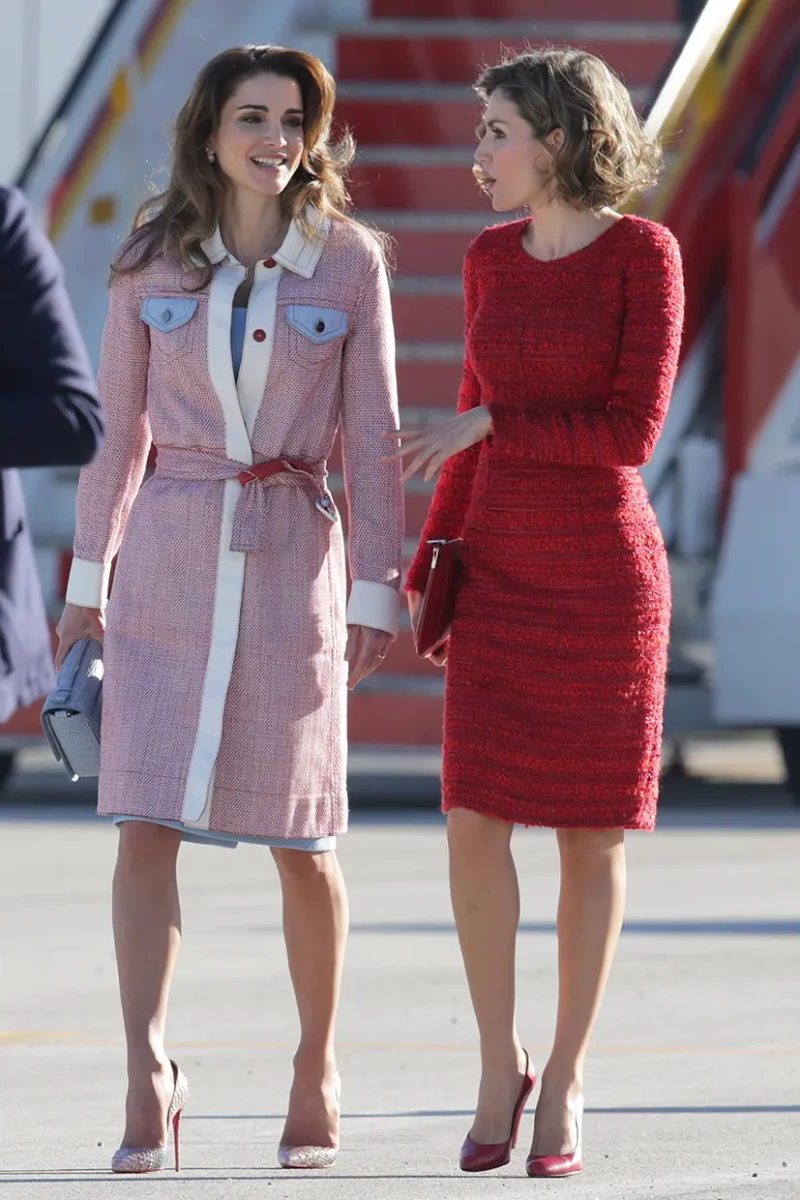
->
[210,72,306,199]
[474,89,557,212]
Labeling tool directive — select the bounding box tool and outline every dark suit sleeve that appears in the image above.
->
[0,187,104,468]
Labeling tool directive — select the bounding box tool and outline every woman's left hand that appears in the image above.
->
[345,625,392,690]
[383,406,493,482]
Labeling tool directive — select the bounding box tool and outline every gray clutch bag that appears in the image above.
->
[41,637,104,781]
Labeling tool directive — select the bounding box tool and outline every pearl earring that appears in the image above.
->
[206,147,216,163]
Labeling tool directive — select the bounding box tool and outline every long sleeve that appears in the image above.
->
[340,240,405,636]
[66,270,152,608]
[488,227,684,467]
[405,248,483,594]
[0,187,104,468]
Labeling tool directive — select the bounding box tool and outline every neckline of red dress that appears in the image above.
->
[515,214,631,266]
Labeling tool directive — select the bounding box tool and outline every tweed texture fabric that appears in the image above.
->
[72,217,403,839]
[406,216,684,830]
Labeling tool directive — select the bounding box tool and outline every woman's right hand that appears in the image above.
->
[55,603,105,671]
[407,590,448,667]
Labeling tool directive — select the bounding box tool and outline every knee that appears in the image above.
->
[557,826,625,866]
[116,820,181,873]
[272,847,337,884]
[447,806,511,857]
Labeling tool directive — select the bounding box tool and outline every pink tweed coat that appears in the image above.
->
[67,214,404,839]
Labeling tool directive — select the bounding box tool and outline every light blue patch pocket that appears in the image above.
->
[287,305,348,344]
[140,297,198,333]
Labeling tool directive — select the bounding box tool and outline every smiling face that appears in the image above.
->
[210,72,305,199]
[474,89,559,212]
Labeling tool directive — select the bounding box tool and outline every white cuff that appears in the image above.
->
[346,580,401,637]
[66,557,112,609]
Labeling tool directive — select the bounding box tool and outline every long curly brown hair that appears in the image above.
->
[113,44,381,281]
[475,48,662,211]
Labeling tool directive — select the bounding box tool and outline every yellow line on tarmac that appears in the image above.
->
[1,1032,798,1055]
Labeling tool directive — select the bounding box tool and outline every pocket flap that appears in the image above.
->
[141,297,198,333]
[287,305,348,344]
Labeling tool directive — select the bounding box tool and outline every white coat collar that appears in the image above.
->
[201,208,329,278]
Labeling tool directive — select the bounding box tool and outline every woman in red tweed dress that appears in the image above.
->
[390,50,683,1178]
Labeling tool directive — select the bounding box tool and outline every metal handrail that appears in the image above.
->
[15,0,133,189]
[641,0,775,220]
[645,0,751,137]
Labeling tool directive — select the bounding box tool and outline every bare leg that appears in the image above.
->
[113,821,183,1148]
[447,808,529,1143]
[531,826,626,1155]
[272,848,348,1148]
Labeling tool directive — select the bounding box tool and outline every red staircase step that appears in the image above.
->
[328,402,456,480]
[0,697,48,743]
[360,214,488,275]
[398,360,463,406]
[337,95,480,147]
[349,686,444,744]
[393,287,464,341]
[383,628,444,675]
[373,0,678,18]
[406,486,438,534]
[328,475,436,536]
[338,85,649,148]
[392,228,476,274]
[327,403,455,474]
[337,31,678,87]
[350,159,483,211]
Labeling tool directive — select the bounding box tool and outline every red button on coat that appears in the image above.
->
[253,329,267,342]
[263,257,277,268]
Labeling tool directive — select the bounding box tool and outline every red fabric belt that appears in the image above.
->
[153,448,331,553]
[236,458,316,486]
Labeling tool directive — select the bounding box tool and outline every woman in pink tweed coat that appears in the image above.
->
[56,46,403,1173]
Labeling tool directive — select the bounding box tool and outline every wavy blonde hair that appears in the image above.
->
[475,48,662,210]
[113,44,386,281]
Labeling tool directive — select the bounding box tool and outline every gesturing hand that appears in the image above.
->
[345,624,392,690]
[383,406,493,482]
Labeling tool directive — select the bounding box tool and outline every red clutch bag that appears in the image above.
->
[414,538,463,658]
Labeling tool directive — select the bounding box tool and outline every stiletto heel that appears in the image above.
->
[277,1073,341,1169]
[172,1108,183,1173]
[111,1060,189,1174]
[526,1093,584,1178]
[459,1050,537,1173]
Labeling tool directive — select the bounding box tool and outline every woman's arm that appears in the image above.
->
[488,226,684,467]
[65,269,152,609]
[404,248,483,594]
[0,187,104,468]
[339,240,405,639]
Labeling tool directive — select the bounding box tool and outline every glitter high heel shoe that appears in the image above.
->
[111,1060,189,1174]
[277,1073,341,1169]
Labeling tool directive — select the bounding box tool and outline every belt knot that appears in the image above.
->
[231,457,332,552]
[153,447,333,553]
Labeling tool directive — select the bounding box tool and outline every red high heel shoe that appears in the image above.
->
[459,1050,537,1173]
[525,1093,584,1178]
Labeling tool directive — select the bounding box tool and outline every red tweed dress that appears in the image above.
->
[406,215,684,830]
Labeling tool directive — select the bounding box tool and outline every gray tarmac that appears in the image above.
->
[0,755,799,1199]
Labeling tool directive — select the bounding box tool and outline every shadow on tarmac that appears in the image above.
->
[177,1104,800,1120]
[240,918,800,935]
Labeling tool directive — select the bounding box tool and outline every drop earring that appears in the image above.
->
[206,147,216,163]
